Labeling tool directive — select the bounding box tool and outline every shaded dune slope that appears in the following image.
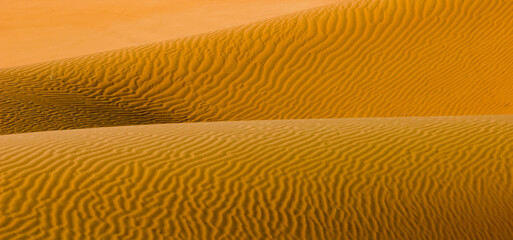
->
[2,0,513,134]
[1,116,513,239]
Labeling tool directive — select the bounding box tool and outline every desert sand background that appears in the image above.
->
[0,0,340,68]
[1,0,513,239]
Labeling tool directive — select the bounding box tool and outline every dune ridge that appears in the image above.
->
[0,0,343,68]
[2,0,513,134]
[1,115,513,239]
[2,1,513,238]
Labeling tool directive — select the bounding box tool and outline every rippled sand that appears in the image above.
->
[1,0,513,239]
[2,116,513,239]
[2,0,513,134]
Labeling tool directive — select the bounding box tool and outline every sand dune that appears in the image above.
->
[1,116,513,239]
[0,0,342,68]
[1,0,513,134]
[2,1,513,238]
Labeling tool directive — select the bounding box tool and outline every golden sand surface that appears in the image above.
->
[0,0,341,68]
[2,0,513,239]
[1,116,513,239]
[1,0,513,134]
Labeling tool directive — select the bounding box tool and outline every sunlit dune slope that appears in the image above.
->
[2,0,513,134]
[1,115,513,239]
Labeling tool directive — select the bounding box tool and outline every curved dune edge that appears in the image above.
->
[1,115,513,239]
[0,0,343,68]
[2,0,513,134]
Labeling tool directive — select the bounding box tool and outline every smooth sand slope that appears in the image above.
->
[1,116,513,239]
[0,0,342,68]
[2,0,513,134]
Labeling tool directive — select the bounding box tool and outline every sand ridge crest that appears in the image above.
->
[1,116,513,239]
[1,0,513,134]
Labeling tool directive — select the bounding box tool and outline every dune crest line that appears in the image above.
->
[1,0,513,134]
[1,116,513,239]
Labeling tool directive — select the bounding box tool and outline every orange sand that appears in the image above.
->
[1,0,513,134]
[0,0,341,68]
[1,116,513,239]
[1,0,513,239]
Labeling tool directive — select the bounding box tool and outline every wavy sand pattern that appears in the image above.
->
[2,0,513,239]
[2,0,513,134]
[1,116,513,239]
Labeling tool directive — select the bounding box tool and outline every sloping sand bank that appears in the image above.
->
[0,0,342,68]
[2,0,513,134]
[1,116,513,239]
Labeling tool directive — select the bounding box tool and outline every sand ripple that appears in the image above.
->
[1,0,513,134]
[1,115,513,239]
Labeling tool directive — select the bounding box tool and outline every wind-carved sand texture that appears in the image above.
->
[1,116,513,239]
[1,0,513,239]
[1,0,513,134]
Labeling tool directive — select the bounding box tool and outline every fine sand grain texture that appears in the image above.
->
[1,0,513,134]
[1,116,513,239]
